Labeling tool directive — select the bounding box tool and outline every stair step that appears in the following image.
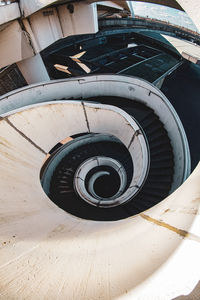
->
[147,174,173,182]
[141,188,169,198]
[145,123,164,135]
[141,116,159,128]
[149,140,172,150]
[151,154,173,163]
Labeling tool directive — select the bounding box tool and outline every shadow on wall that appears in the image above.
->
[173,281,200,299]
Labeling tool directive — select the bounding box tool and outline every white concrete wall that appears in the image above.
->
[177,0,200,32]
[0,2,21,26]
[58,2,98,37]
[19,0,129,17]
[19,0,58,17]
[0,2,99,82]
[0,21,34,69]
[0,101,199,299]
[28,8,63,51]
[17,54,50,84]
[22,18,40,53]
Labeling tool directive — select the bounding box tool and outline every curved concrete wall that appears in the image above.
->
[0,75,191,190]
[1,1,200,298]
[0,101,199,299]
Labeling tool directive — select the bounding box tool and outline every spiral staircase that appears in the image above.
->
[1,0,200,297]
[0,74,198,299]
[42,97,175,221]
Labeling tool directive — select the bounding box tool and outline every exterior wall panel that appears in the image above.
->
[29,8,63,51]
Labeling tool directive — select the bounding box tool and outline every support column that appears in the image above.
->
[17,54,50,84]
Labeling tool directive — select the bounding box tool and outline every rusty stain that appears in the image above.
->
[140,213,200,243]
[0,210,40,225]
[180,208,198,215]
[61,137,73,144]
[192,197,200,203]
[0,141,8,148]
[48,224,66,238]
[0,136,12,147]
[0,148,37,169]
[93,107,101,112]
[161,208,175,215]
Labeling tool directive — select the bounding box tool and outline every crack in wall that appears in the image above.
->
[82,102,90,133]
[4,117,47,155]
